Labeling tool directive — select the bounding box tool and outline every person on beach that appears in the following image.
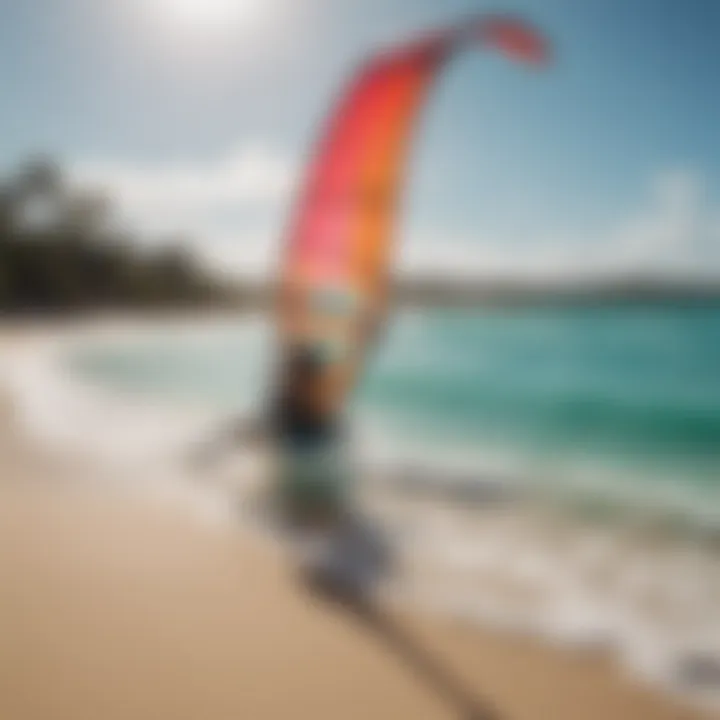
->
[267,341,354,532]
[192,340,352,525]
[191,336,389,594]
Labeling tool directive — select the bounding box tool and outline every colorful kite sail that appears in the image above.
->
[278,14,550,414]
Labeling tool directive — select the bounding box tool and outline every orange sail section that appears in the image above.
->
[278,15,549,413]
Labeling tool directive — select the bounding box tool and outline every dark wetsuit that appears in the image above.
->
[268,391,351,528]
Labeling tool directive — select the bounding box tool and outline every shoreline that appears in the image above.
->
[0,317,714,719]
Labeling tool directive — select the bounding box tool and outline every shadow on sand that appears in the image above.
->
[301,570,501,720]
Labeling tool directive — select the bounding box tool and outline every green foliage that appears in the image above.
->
[0,157,233,314]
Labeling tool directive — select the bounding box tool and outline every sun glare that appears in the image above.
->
[154,0,259,32]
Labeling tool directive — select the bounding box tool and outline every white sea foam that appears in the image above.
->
[378,491,720,712]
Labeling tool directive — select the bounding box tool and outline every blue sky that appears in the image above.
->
[1,0,718,279]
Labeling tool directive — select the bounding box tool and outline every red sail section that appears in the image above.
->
[279,15,549,412]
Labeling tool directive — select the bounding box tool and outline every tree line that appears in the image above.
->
[0,157,236,315]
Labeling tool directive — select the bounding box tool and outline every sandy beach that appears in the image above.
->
[0,324,713,720]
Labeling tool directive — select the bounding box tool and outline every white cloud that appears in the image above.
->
[604,170,715,276]
[199,229,279,278]
[399,169,720,282]
[70,141,296,278]
[72,142,295,233]
[69,146,720,282]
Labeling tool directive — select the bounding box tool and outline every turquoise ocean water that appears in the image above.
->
[71,306,720,494]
